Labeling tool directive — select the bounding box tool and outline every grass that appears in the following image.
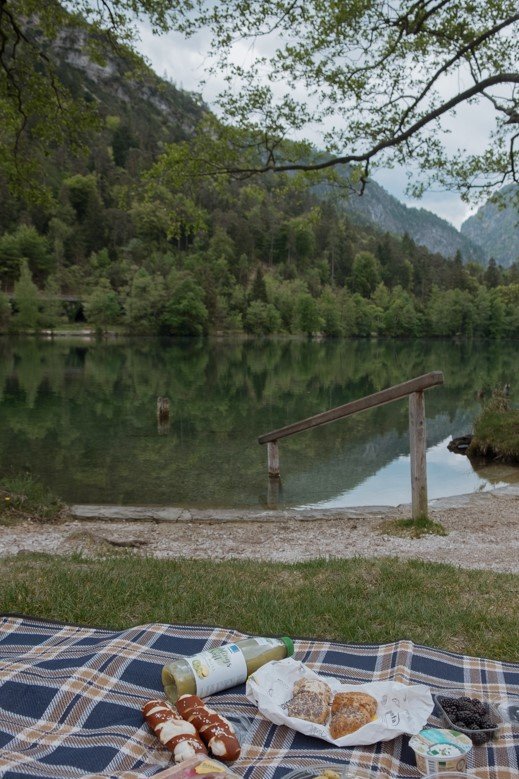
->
[378,516,447,538]
[0,474,66,526]
[0,553,517,661]
[469,394,519,462]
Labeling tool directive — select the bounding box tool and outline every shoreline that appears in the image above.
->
[68,483,519,523]
[1,486,518,573]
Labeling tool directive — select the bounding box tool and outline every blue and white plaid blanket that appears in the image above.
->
[0,616,517,778]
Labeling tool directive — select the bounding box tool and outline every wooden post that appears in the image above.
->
[409,391,428,518]
[267,441,280,478]
[267,476,281,509]
[157,396,170,436]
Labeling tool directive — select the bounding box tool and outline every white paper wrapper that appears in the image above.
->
[246,657,434,747]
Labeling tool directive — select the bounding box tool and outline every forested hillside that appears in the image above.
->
[0,19,518,339]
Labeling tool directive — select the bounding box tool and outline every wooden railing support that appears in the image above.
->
[409,390,428,518]
[267,475,281,508]
[267,441,280,477]
[258,371,444,515]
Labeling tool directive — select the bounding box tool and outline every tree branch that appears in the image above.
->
[222,73,519,176]
[396,12,519,132]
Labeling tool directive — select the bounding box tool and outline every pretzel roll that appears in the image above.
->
[142,699,207,763]
[176,694,241,761]
[175,694,205,719]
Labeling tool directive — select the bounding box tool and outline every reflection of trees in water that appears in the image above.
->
[0,337,517,505]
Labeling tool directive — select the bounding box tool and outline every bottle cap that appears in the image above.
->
[281,636,294,656]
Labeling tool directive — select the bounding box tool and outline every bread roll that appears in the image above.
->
[176,694,241,761]
[287,677,332,725]
[142,699,207,762]
[329,691,377,739]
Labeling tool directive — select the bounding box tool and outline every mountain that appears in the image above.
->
[26,16,204,148]
[341,177,486,264]
[460,185,519,268]
[25,17,487,266]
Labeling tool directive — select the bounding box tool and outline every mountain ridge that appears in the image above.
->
[342,177,485,264]
[461,185,519,268]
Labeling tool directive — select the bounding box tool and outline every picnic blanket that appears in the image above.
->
[0,615,517,779]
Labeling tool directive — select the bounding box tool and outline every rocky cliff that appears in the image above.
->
[461,185,519,268]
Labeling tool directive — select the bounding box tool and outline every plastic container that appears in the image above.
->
[162,636,294,702]
[282,767,377,779]
[434,689,501,745]
[150,756,242,778]
[495,698,519,724]
[409,728,473,775]
[423,774,475,779]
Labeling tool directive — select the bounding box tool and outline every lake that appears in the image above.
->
[0,337,517,508]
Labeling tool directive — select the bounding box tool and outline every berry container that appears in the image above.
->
[434,689,502,746]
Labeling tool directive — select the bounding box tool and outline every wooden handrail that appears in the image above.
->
[258,371,444,444]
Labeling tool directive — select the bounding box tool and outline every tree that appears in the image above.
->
[13,259,39,330]
[484,258,502,288]
[0,292,11,330]
[351,252,381,297]
[161,272,208,336]
[251,266,267,303]
[84,279,121,331]
[244,301,281,335]
[154,1,519,202]
[318,288,343,337]
[296,293,323,337]
[3,3,517,202]
[124,268,166,333]
[0,225,53,285]
[40,276,63,329]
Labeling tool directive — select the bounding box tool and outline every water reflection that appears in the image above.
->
[0,337,516,508]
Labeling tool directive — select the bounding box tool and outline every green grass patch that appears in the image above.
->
[0,474,66,526]
[0,553,516,661]
[378,516,447,538]
[469,396,519,462]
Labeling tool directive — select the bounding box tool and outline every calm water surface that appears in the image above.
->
[0,337,517,508]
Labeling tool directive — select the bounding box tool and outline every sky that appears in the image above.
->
[135,26,493,230]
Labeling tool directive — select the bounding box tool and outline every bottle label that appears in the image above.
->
[251,638,279,647]
[185,644,248,697]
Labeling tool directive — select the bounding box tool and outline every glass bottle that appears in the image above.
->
[162,636,294,702]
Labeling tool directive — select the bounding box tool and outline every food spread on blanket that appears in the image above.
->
[143,635,511,777]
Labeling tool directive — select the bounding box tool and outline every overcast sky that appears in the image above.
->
[135,26,493,230]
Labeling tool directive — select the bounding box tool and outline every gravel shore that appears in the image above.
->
[1,487,518,574]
